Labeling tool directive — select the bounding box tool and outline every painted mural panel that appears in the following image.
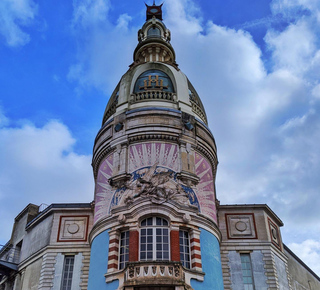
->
[195,152,217,222]
[94,144,217,224]
[128,142,179,172]
[94,154,113,223]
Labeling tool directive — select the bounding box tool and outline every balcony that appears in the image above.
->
[105,261,204,289]
[126,261,183,284]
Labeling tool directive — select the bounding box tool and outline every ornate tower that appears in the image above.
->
[88,3,223,289]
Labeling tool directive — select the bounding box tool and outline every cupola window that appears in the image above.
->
[147,27,161,37]
[134,70,174,93]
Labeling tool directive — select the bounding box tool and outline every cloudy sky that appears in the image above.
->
[0,0,320,276]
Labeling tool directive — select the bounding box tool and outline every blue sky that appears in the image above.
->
[1,0,320,275]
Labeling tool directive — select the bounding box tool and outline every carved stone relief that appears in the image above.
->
[57,215,89,242]
[268,217,282,250]
[225,213,257,239]
[110,162,199,209]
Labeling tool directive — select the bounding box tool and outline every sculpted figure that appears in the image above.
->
[114,162,192,207]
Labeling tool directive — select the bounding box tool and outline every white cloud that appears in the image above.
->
[265,20,316,74]
[0,117,93,245]
[271,0,320,15]
[72,0,110,29]
[288,240,320,275]
[0,0,38,47]
[68,0,137,92]
[116,13,132,30]
[164,0,203,35]
[0,107,9,128]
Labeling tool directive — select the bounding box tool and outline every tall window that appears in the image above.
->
[140,217,169,261]
[61,255,74,290]
[240,253,255,290]
[119,231,129,270]
[179,230,190,268]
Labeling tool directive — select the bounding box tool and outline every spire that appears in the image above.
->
[133,2,176,67]
[145,1,163,20]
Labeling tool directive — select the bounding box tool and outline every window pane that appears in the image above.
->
[119,231,129,270]
[179,230,190,268]
[61,256,74,290]
[240,254,255,289]
[140,217,170,261]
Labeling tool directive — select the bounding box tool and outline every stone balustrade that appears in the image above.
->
[130,91,176,103]
[125,261,183,281]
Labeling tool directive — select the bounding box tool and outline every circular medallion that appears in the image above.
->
[150,8,159,13]
[271,228,278,239]
[67,223,80,234]
[235,221,247,232]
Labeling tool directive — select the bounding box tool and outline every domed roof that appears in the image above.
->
[101,5,207,126]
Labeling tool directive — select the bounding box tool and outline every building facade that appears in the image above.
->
[1,3,319,290]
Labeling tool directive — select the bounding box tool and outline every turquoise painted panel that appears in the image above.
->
[191,229,223,290]
[87,230,119,290]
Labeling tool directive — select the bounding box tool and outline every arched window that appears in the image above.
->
[147,27,161,37]
[140,217,170,261]
[134,70,174,93]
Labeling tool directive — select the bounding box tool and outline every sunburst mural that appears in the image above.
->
[129,143,179,172]
[94,154,113,223]
[94,143,217,224]
[195,152,217,222]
